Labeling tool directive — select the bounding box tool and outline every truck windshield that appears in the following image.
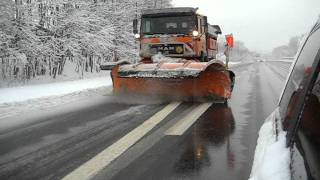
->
[141,15,196,35]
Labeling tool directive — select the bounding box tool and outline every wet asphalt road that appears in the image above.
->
[0,61,291,180]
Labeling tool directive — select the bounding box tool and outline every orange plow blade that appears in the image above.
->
[108,60,235,101]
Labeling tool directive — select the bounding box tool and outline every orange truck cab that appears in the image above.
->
[134,7,222,62]
[100,7,234,101]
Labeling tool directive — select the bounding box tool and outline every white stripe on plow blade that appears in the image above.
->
[165,102,212,136]
[62,102,181,180]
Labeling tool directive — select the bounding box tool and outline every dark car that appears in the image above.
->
[277,17,320,180]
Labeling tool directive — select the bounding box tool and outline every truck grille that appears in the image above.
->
[150,44,184,55]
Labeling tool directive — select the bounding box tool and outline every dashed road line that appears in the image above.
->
[62,102,181,180]
[165,102,212,136]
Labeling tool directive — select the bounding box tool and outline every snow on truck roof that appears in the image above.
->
[142,7,198,16]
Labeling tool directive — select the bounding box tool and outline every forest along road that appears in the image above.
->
[0,61,291,180]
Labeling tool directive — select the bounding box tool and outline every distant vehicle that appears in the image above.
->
[266,18,320,179]
[101,7,235,102]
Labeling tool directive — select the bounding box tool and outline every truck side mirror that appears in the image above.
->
[133,19,138,34]
[203,16,208,33]
[213,25,222,34]
[202,16,208,33]
[203,16,208,27]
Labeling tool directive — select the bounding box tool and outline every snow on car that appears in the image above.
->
[250,17,320,180]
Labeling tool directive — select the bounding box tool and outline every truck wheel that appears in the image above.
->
[200,51,206,62]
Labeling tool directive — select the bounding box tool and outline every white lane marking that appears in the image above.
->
[165,102,212,136]
[62,102,181,180]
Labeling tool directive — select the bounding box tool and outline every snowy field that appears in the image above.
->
[0,74,112,104]
[0,73,113,121]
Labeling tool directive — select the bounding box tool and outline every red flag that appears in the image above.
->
[226,34,234,48]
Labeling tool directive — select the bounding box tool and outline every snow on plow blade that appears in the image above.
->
[109,60,234,101]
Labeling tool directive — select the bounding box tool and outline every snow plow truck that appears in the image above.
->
[101,7,235,102]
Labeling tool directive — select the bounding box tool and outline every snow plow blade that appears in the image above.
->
[109,60,235,101]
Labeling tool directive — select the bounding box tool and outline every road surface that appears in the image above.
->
[0,61,291,180]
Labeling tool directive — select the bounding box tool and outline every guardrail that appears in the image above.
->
[265,60,294,63]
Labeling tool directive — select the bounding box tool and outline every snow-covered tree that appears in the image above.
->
[0,0,173,85]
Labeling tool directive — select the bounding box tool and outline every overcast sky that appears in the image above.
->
[172,0,320,52]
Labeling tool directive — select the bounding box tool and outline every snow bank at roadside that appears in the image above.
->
[0,61,111,88]
[249,110,290,180]
[0,75,112,104]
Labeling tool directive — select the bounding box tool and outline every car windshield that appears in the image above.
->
[2,2,320,180]
[141,15,196,35]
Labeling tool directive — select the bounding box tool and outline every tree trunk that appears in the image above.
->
[89,55,93,73]
[49,57,52,76]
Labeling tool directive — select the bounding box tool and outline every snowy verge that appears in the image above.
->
[228,61,242,67]
[0,74,112,104]
[249,109,290,180]
[0,86,114,132]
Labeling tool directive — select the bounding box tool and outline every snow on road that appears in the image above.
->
[0,74,112,104]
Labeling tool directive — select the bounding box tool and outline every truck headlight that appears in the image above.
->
[192,30,199,37]
[134,33,140,39]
